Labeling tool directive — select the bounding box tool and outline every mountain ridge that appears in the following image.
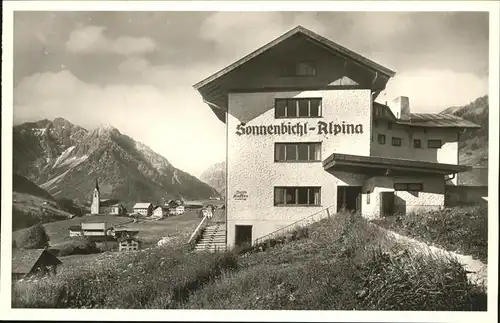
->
[13,118,219,210]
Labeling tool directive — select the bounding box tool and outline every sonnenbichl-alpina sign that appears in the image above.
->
[235,121,364,136]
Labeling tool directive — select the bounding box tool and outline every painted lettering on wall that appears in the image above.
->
[233,190,248,200]
[236,121,363,136]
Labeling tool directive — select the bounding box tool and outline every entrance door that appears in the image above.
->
[337,186,362,213]
[380,192,395,217]
[235,225,253,248]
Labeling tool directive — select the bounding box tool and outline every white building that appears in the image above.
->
[133,203,153,217]
[80,222,107,236]
[193,26,480,249]
[152,206,169,219]
[169,205,185,216]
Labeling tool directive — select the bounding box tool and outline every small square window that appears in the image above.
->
[413,139,422,148]
[428,139,443,149]
[378,134,386,144]
[392,137,402,147]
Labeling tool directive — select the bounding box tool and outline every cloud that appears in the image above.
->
[117,57,151,74]
[199,12,327,63]
[14,70,226,177]
[66,25,157,56]
[379,69,488,112]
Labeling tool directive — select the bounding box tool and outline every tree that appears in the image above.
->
[16,223,50,249]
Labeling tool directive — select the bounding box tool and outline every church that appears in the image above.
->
[90,179,126,216]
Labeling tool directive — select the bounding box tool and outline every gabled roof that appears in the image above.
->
[12,249,62,274]
[133,202,153,209]
[194,25,395,91]
[373,102,481,129]
[100,199,121,207]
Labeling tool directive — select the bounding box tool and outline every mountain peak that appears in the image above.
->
[52,117,73,125]
[92,123,120,137]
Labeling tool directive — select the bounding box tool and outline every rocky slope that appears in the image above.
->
[13,118,219,211]
[200,162,226,197]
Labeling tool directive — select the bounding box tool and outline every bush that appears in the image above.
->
[14,223,50,249]
[58,238,100,257]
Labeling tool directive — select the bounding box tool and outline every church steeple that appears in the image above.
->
[91,177,100,214]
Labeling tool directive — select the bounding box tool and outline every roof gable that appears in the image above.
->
[194,25,395,90]
[12,249,61,274]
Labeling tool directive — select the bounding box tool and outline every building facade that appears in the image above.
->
[169,205,185,215]
[152,206,169,219]
[133,203,154,216]
[118,237,140,251]
[80,222,107,236]
[194,26,480,249]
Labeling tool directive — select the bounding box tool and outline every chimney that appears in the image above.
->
[388,96,410,120]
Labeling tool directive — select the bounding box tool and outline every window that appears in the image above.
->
[377,134,386,144]
[275,143,321,162]
[388,122,392,129]
[428,139,443,148]
[274,187,321,206]
[275,98,322,118]
[392,137,402,147]
[282,61,317,76]
[394,183,423,192]
[366,191,371,204]
[413,139,422,148]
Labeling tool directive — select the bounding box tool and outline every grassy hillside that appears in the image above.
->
[13,211,486,310]
[12,193,75,231]
[12,211,202,251]
[441,95,488,166]
[11,174,79,230]
[373,205,488,263]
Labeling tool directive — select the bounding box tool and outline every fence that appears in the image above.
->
[253,204,336,246]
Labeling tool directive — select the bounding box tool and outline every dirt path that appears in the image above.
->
[374,224,488,290]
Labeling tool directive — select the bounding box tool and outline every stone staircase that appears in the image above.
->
[193,222,226,253]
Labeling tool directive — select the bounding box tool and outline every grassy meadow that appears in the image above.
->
[12,210,487,310]
[372,205,488,263]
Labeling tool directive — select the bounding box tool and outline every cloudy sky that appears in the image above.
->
[13,11,489,177]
